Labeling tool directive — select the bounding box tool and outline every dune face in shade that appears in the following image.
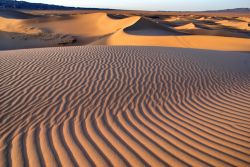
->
[0,46,250,167]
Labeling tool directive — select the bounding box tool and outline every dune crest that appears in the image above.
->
[174,23,197,30]
[216,20,250,31]
[31,13,139,37]
[124,17,180,35]
[1,46,250,167]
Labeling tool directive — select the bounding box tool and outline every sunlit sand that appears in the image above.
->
[1,9,250,167]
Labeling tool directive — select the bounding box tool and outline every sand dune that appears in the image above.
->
[90,15,250,51]
[0,15,79,50]
[197,17,206,21]
[124,17,181,35]
[216,20,250,31]
[94,29,250,51]
[161,15,250,38]
[163,16,182,22]
[238,17,250,23]
[171,22,250,38]
[31,13,139,37]
[0,11,140,50]
[0,9,36,19]
[0,46,250,166]
[174,23,197,30]
[0,17,42,35]
[1,8,250,167]
[0,10,250,51]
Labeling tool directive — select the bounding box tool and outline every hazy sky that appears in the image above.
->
[21,0,250,11]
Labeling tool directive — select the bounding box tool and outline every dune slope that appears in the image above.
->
[94,30,250,51]
[124,17,181,35]
[0,9,36,19]
[31,13,139,37]
[0,46,250,167]
[92,16,250,51]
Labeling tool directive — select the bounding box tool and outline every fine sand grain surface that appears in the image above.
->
[1,46,250,166]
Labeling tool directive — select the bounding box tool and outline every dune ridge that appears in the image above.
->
[123,17,181,35]
[0,46,250,166]
[92,15,250,51]
[0,9,36,19]
[174,23,197,30]
[1,10,250,51]
[30,13,139,37]
[216,20,250,31]
[93,29,250,51]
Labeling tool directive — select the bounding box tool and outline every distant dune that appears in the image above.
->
[207,8,250,13]
[123,17,181,35]
[0,9,36,19]
[0,46,250,166]
[0,10,250,51]
[174,23,197,30]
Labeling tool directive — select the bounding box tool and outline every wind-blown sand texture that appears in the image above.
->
[1,46,250,166]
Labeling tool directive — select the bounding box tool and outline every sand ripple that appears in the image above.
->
[0,46,250,166]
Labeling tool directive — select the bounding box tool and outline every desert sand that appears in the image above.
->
[0,9,250,167]
[0,10,250,51]
[1,46,250,166]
